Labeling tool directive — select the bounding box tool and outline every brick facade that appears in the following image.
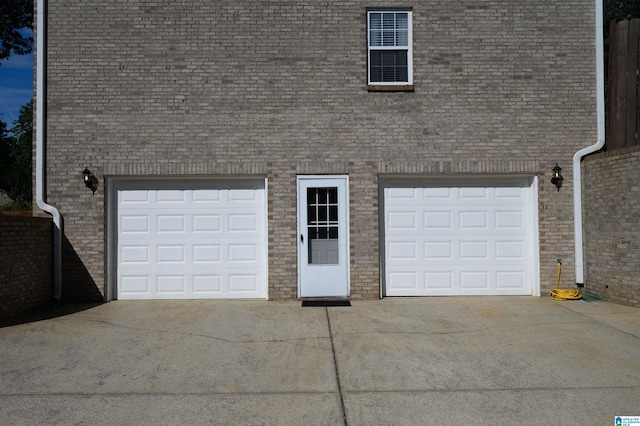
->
[583,146,640,307]
[0,216,52,318]
[41,1,596,300]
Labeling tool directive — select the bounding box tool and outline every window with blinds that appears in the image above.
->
[367,10,413,86]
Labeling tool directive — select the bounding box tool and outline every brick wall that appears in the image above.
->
[41,0,596,300]
[0,216,52,318]
[583,146,640,307]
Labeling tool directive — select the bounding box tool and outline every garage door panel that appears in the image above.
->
[460,271,489,289]
[120,215,150,233]
[157,275,185,293]
[117,182,267,300]
[120,191,150,204]
[387,211,417,230]
[386,187,418,200]
[424,241,452,259]
[425,272,454,289]
[387,241,418,260]
[120,276,150,296]
[156,190,186,203]
[496,271,526,289]
[228,244,258,263]
[424,187,452,199]
[193,275,221,293]
[495,186,525,199]
[384,177,536,296]
[459,187,489,199]
[495,209,525,227]
[120,245,149,264]
[192,189,221,203]
[228,188,260,202]
[496,241,525,259]
[156,215,186,233]
[459,211,487,229]
[424,211,452,229]
[228,274,260,292]
[388,272,418,290]
[192,245,221,263]
[192,214,221,232]
[156,245,185,263]
[228,213,259,232]
[459,241,489,259]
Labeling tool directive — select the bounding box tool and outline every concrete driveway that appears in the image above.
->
[1,297,639,425]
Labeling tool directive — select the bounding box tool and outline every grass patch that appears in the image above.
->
[0,199,32,216]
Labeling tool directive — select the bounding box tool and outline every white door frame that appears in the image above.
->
[297,175,350,298]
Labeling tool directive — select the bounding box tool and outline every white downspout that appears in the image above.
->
[573,0,605,285]
[36,0,62,300]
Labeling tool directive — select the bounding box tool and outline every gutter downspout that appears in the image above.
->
[36,0,62,300]
[573,0,605,286]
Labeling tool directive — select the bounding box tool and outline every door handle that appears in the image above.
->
[300,234,304,244]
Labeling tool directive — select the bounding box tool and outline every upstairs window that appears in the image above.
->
[367,10,413,87]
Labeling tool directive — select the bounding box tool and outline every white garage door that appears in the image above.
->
[117,180,267,299]
[383,177,538,296]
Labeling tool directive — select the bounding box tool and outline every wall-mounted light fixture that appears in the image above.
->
[551,163,563,192]
[82,167,99,194]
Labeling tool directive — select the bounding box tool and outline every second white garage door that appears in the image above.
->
[383,176,539,296]
[116,179,267,300]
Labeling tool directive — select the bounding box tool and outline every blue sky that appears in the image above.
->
[0,26,34,127]
[0,52,34,127]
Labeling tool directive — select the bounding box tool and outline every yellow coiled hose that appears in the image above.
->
[550,260,582,301]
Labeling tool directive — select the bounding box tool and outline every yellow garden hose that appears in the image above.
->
[550,259,582,301]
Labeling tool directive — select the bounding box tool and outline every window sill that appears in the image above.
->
[367,84,414,92]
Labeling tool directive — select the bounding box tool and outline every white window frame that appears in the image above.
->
[367,9,413,87]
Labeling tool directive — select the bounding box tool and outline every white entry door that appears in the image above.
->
[298,176,349,298]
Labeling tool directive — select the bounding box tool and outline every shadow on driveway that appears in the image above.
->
[0,301,103,328]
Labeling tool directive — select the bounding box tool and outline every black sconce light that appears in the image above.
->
[551,163,563,192]
[82,167,99,194]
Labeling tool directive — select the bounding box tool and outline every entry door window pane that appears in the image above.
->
[307,187,339,264]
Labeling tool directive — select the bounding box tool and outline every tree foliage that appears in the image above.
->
[0,0,33,64]
[0,100,32,202]
[0,121,11,191]
[606,0,640,23]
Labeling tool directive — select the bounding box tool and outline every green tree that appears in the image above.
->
[0,120,11,191]
[0,100,32,202]
[0,0,33,64]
